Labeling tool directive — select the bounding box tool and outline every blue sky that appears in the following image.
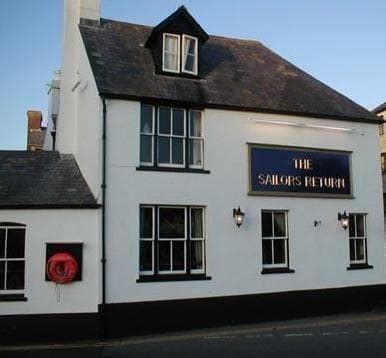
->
[0,0,385,149]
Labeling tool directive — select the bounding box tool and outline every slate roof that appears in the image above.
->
[80,18,379,123]
[0,151,98,209]
[373,102,386,114]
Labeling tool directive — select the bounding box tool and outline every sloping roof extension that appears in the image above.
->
[80,18,379,123]
[0,151,98,209]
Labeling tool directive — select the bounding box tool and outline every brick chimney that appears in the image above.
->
[27,110,46,151]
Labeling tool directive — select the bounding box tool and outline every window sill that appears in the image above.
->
[261,268,295,275]
[347,264,373,270]
[136,166,210,174]
[0,294,27,302]
[137,274,211,283]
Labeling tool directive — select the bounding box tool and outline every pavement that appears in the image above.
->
[2,311,386,357]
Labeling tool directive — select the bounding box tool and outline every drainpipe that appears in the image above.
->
[100,96,107,338]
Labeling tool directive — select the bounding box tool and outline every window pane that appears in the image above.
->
[189,111,202,137]
[158,241,171,271]
[191,241,203,270]
[262,239,272,265]
[140,135,153,163]
[165,53,178,71]
[165,35,178,53]
[189,139,203,166]
[172,241,185,271]
[172,109,184,136]
[6,229,25,258]
[356,215,365,237]
[185,55,194,72]
[0,261,4,289]
[356,239,365,261]
[349,239,355,261]
[140,207,153,238]
[140,241,153,272]
[159,108,171,134]
[274,212,286,237]
[0,229,5,258]
[262,212,273,237]
[159,208,185,238]
[6,261,24,290]
[349,214,355,237]
[273,239,286,264]
[158,137,170,164]
[191,208,203,238]
[172,138,184,165]
[140,105,153,133]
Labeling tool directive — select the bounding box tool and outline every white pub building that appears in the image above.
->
[0,0,385,343]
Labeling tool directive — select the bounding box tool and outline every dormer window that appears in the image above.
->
[162,33,198,75]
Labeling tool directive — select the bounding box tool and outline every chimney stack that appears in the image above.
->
[27,111,46,151]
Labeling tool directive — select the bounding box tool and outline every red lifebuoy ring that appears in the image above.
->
[47,252,78,284]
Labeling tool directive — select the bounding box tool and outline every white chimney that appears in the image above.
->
[79,0,100,22]
[56,0,101,154]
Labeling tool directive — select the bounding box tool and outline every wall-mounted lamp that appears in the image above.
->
[233,206,245,228]
[338,211,349,230]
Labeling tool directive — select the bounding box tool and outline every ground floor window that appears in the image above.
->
[261,210,291,272]
[139,205,205,278]
[0,223,26,293]
[348,213,367,265]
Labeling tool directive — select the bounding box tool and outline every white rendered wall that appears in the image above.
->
[74,36,102,198]
[104,99,385,304]
[0,209,100,315]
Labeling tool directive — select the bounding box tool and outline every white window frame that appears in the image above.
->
[261,210,288,269]
[139,206,155,275]
[182,34,198,75]
[157,107,186,168]
[189,207,205,274]
[0,224,26,294]
[139,105,155,166]
[158,206,187,274]
[188,110,204,169]
[349,213,367,265]
[162,33,181,73]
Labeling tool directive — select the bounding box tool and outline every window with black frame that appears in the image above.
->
[0,223,26,294]
[139,104,204,171]
[261,211,294,274]
[139,205,206,280]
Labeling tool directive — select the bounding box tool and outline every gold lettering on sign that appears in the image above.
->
[293,158,313,170]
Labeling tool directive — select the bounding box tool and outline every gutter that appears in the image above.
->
[100,96,107,338]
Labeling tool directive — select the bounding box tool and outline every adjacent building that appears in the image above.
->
[26,111,46,151]
[1,0,385,343]
[373,102,386,170]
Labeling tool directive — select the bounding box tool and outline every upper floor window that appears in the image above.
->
[162,33,198,75]
[381,153,386,172]
[379,123,384,135]
[140,104,204,170]
[0,223,26,293]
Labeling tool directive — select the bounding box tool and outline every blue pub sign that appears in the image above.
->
[248,145,352,197]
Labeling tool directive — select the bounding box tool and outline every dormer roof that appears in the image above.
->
[145,6,209,47]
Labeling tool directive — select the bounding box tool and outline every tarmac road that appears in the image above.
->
[2,311,386,357]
